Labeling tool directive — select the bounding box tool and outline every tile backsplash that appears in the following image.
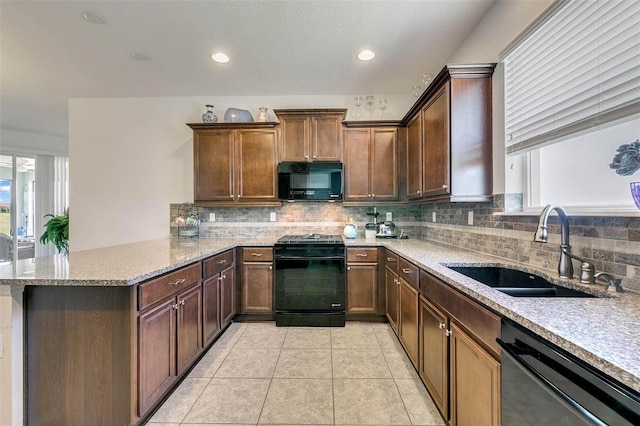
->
[170,195,640,293]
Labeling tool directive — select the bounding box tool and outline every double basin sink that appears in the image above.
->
[448,266,597,298]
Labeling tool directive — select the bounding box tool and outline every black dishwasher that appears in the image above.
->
[498,319,640,425]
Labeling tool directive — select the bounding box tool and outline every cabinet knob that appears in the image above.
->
[172,303,179,310]
[438,323,446,329]
[445,329,453,337]
[181,299,186,306]
[251,253,263,257]
[312,155,317,159]
[418,190,422,195]
[170,278,186,286]
[218,276,223,281]
[230,195,234,199]
[356,253,368,257]
[221,274,226,279]
[269,265,273,270]
[442,184,448,189]
[305,155,309,159]
[372,194,376,197]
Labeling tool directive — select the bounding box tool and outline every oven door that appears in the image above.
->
[275,255,345,313]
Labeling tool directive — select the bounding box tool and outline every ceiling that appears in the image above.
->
[0,0,495,138]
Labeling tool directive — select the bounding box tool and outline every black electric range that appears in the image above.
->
[274,234,346,326]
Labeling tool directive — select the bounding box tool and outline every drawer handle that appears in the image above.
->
[269,266,272,270]
[356,253,368,257]
[170,278,186,286]
[217,259,227,264]
[251,253,263,257]
[402,268,413,274]
[387,257,396,262]
[442,184,448,189]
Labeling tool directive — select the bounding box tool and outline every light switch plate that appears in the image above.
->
[386,212,393,221]
[209,213,215,222]
[432,212,437,222]
[468,211,474,225]
[270,212,276,222]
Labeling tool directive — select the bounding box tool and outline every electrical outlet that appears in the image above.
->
[468,211,474,225]
[432,212,437,222]
[209,213,215,222]
[270,212,276,222]
[386,212,393,221]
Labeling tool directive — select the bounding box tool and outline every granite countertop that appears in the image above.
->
[0,236,638,394]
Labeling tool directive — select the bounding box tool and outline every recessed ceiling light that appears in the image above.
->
[357,50,375,61]
[81,11,107,24]
[211,53,230,63]
[130,52,151,61]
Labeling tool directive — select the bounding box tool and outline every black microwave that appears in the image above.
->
[277,162,343,201]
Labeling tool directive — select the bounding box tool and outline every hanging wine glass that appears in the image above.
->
[379,99,388,119]
[353,96,363,120]
[364,95,376,119]
[412,86,421,97]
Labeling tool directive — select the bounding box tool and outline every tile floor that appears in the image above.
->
[146,321,445,426]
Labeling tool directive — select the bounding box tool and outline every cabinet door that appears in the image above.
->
[241,262,274,312]
[370,128,398,200]
[399,279,419,367]
[450,322,500,426]
[220,265,236,325]
[343,129,371,201]
[202,274,221,346]
[279,116,309,161]
[176,285,203,375]
[406,113,423,199]
[138,299,176,415]
[385,267,399,333]
[419,296,448,419]
[311,115,342,161]
[346,263,378,314]
[194,130,234,201]
[422,84,450,197]
[236,129,278,201]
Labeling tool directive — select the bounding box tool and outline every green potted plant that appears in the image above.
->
[40,208,69,254]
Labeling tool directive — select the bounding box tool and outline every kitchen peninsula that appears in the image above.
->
[2,236,639,425]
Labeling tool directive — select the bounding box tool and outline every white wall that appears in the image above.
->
[69,94,413,251]
[448,0,553,195]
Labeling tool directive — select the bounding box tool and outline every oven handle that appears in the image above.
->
[497,338,606,426]
[275,256,345,261]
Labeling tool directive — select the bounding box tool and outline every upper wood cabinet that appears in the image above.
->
[274,109,346,162]
[188,123,279,206]
[343,126,399,203]
[404,64,494,203]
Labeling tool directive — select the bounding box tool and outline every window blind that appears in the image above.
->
[504,0,640,155]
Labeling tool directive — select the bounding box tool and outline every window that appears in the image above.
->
[503,0,640,212]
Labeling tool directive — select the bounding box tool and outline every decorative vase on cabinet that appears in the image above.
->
[257,107,269,122]
[202,105,218,123]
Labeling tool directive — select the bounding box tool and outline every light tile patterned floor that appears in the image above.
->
[146,322,445,426]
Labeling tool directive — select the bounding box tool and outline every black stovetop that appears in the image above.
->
[276,234,344,245]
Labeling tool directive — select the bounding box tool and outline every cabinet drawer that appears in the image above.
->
[139,263,201,311]
[347,247,378,263]
[203,250,235,278]
[398,257,419,289]
[384,249,400,273]
[242,247,273,262]
[420,270,500,356]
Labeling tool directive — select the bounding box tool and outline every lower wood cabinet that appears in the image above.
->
[419,270,501,426]
[138,283,202,414]
[398,257,419,367]
[240,247,274,313]
[202,249,236,346]
[346,247,380,314]
[384,250,400,332]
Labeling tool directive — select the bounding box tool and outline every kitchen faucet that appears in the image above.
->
[533,205,595,283]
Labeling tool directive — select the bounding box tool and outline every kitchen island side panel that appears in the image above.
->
[25,285,137,426]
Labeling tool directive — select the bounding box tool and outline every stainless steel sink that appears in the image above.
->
[448,266,596,298]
